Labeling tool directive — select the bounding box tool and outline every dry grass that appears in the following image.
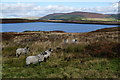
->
[82,18,117,21]
[2,29,120,78]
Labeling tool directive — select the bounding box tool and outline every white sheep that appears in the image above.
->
[26,48,53,65]
[72,39,77,43]
[64,39,69,44]
[16,47,30,57]
[26,54,44,65]
[42,48,53,59]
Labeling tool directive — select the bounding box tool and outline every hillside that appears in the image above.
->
[0,18,40,23]
[2,27,120,78]
[1,11,119,24]
[91,27,120,32]
[108,14,120,20]
[40,11,111,21]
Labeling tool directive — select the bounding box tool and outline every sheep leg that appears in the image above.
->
[26,62,30,66]
[16,54,18,57]
[25,64,28,66]
[48,56,49,59]
[16,53,18,57]
[38,62,41,65]
[25,53,27,57]
[44,58,46,62]
[16,54,20,57]
[18,54,20,57]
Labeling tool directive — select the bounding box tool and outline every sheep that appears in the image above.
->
[16,47,30,57]
[72,39,77,43]
[26,48,53,65]
[41,48,53,62]
[26,54,44,65]
[64,39,68,44]
[42,48,53,58]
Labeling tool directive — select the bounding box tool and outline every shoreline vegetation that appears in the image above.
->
[0,18,119,25]
[2,27,120,78]
[1,11,119,25]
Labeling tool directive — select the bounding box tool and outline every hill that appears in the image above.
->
[107,14,120,20]
[0,18,40,23]
[2,27,120,78]
[1,11,118,24]
[40,11,111,21]
[91,27,120,32]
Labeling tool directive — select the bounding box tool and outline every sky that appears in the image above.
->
[0,0,120,18]
[1,0,119,2]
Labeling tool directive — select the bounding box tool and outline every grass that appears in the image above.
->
[2,56,119,78]
[2,42,120,78]
[2,31,120,78]
[86,41,120,58]
[82,18,118,21]
[91,27,120,32]
[63,44,85,53]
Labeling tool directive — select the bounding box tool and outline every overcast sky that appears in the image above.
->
[0,0,120,18]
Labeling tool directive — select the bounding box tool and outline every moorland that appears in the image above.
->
[1,27,120,78]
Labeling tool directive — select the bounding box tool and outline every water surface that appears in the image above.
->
[1,22,118,32]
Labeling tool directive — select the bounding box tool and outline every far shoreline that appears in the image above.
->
[0,19,119,25]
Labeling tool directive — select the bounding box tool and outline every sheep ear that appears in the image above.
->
[49,48,52,51]
[49,48,53,51]
[26,47,29,49]
[41,52,44,55]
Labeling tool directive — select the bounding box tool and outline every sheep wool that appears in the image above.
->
[26,54,44,65]
[16,47,29,57]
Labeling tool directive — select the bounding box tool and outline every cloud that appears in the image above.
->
[0,2,119,18]
[112,2,120,7]
[1,3,38,18]
[1,0,119,2]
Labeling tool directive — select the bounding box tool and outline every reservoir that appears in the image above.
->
[1,22,118,32]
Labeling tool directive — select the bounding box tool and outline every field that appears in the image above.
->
[1,27,120,78]
[81,18,118,21]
